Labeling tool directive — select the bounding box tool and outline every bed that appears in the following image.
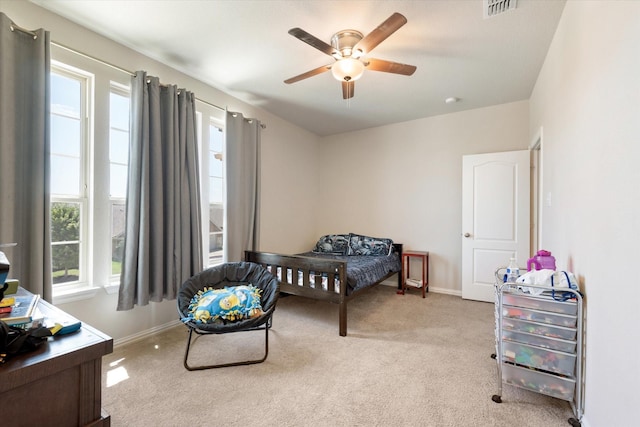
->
[244,233,402,336]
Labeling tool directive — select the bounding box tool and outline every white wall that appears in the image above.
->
[529,2,640,426]
[6,4,639,422]
[259,122,322,254]
[2,0,320,342]
[318,101,529,294]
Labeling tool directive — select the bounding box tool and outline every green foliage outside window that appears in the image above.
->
[51,202,80,282]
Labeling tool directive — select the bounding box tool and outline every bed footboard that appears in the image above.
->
[244,250,350,335]
[245,243,402,337]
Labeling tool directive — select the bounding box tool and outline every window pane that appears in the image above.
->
[50,202,80,284]
[51,202,80,242]
[209,152,223,177]
[51,155,81,195]
[209,203,223,265]
[51,115,81,157]
[52,243,80,284]
[110,92,129,130]
[51,74,81,117]
[109,129,129,164]
[109,87,129,200]
[209,177,223,204]
[50,71,82,199]
[111,203,125,276]
[209,125,223,152]
[206,123,224,267]
[110,164,128,198]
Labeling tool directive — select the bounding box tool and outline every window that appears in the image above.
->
[109,85,130,279]
[208,122,224,266]
[196,110,226,268]
[50,47,224,299]
[49,46,132,300]
[50,64,91,287]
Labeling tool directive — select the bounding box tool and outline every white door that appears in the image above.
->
[462,150,530,302]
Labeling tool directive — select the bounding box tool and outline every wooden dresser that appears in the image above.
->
[0,294,113,426]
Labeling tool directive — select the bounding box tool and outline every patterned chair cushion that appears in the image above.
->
[185,284,263,324]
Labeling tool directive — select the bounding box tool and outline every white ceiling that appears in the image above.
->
[32,0,566,136]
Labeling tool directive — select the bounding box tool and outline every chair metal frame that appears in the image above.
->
[178,262,279,371]
[183,316,274,371]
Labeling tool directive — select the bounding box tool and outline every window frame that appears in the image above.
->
[196,107,226,268]
[208,120,224,267]
[50,46,132,303]
[108,82,131,284]
[49,61,92,294]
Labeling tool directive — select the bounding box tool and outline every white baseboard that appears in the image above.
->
[428,285,462,297]
[113,319,182,348]
[380,280,461,297]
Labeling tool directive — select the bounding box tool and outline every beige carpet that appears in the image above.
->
[101,286,576,426]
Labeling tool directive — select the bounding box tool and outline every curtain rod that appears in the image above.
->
[10,19,266,128]
[53,41,266,128]
[9,21,38,39]
[10,23,225,113]
[50,40,266,128]
[52,41,228,111]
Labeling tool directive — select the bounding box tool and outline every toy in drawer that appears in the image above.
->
[502,363,575,401]
[502,317,577,341]
[502,305,577,328]
[502,340,576,377]
[502,329,576,353]
[502,292,578,316]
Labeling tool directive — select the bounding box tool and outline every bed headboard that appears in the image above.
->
[393,243,403,257]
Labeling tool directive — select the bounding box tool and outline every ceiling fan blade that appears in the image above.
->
[364,58,417,76]
[352,12,407,57]
[288,28,340,58]
[284,64,333,84]
[342,81,355,99]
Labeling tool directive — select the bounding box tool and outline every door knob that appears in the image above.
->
[464,233,471,238]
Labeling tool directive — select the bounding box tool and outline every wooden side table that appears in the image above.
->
[399,250,429,298]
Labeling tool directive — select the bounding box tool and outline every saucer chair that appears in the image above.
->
[177,262,280,370]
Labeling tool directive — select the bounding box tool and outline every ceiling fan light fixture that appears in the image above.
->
[352,48,365,59]
[285,13,415,98]
[331,58,365,82]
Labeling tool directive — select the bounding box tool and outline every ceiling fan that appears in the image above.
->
[284,12,417,99]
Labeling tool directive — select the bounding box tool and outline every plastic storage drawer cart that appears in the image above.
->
[492,270,584,427]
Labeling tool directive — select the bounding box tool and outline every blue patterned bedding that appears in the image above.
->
[298,251,401,295]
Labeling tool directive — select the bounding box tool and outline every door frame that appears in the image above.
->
[530,127,544,254]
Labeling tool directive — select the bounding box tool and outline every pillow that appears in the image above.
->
[312,234,350,255]
[347,233,394,256]
[186,284,263,324]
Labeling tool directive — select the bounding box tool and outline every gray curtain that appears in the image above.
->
[0,13,52,301]
[117,71,202,310]
[224,111,261,262]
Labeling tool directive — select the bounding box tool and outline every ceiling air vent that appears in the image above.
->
[483,0,517,19]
